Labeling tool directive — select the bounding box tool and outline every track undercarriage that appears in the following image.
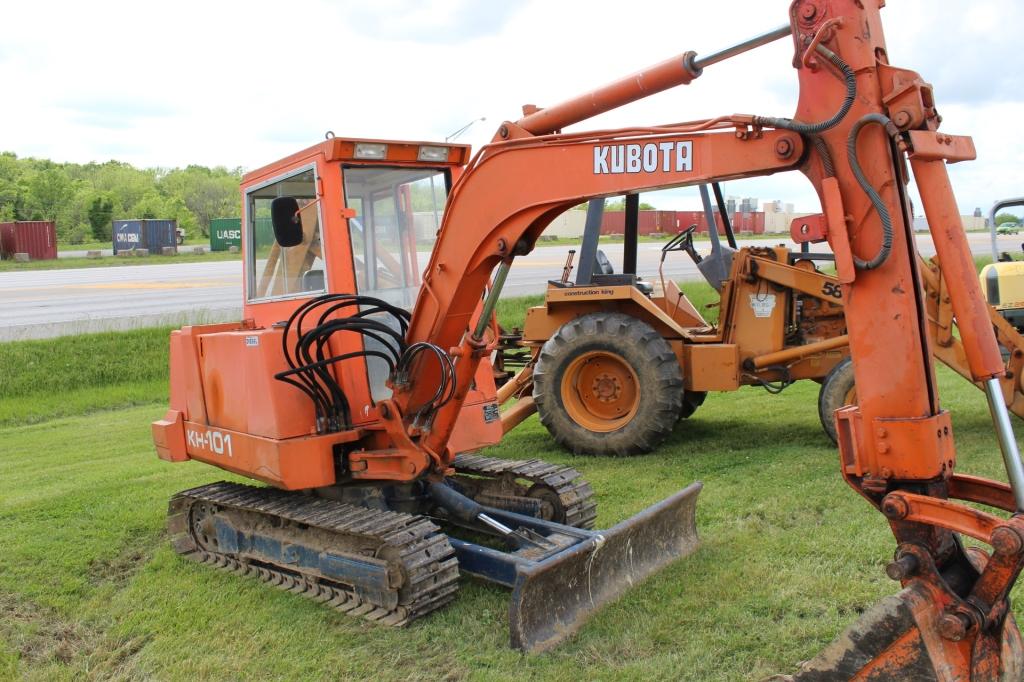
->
[168,454,698,651]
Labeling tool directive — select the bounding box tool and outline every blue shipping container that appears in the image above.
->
[113,219,178,254]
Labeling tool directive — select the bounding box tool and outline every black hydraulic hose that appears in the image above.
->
[397,342,457,410]
[283,294,358,414]
[810,135,836,178]
[846,113,898,270]
[275,350,398,381]
[272,292,459,431]
[275,292,416,432]
[753,45,856,135]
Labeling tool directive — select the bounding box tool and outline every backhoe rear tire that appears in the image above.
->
[533,312,684,456]
[818,356,856,445]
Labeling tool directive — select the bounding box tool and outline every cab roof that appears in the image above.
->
[242,136,472,187]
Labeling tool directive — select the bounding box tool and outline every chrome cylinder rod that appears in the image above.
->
[691,24,792,71]
[516,24,792,136]
[473,259,512,341]
[985,377,1024,511]
[478,512,515,536]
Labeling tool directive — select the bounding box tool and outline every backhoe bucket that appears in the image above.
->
[449,481,702,652]
[777,581,1024,681]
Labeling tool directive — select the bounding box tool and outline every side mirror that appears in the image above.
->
[270,197,303,247]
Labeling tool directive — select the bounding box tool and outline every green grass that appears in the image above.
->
[2,303,1023,680]
[0,251,240,272]
[0,327,171,426]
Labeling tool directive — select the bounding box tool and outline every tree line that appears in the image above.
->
[0,152,242,243]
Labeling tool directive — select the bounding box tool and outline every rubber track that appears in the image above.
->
[451,453,598,529]
[167,481,460,627]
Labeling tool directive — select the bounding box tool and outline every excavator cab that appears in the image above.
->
[156,138,506,472]
[153,134,703,652]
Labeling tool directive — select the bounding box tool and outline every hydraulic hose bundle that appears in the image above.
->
[755,42,895,272]
[274,293,455,433]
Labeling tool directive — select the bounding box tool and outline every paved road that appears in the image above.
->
[0,261,242,340]
[2,232,1018,340]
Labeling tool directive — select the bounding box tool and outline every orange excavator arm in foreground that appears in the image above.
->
[379,1,1024,676]
[152,0,1024,671]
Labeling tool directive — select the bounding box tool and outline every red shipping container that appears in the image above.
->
[0,221,58,260]
[599,210,683,235]
[673,211,766,235]
[596,210,766,238]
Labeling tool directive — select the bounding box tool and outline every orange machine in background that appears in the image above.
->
[153,1,1024,674]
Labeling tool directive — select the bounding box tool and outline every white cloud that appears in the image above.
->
[0,0,1021,214]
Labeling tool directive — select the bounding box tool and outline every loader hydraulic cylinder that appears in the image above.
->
[513,25,791,136]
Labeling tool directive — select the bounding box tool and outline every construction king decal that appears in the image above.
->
[593,141,693,174]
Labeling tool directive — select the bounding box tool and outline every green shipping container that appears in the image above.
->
[210,218,242,251]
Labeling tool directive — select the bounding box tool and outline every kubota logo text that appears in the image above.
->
[593,141,693,175]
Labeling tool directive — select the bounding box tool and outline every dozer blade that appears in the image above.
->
[505,481,702,652]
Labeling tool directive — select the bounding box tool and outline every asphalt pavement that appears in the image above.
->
[2,232,1018,340]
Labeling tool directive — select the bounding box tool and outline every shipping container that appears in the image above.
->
[209,218,242,251]
[113,219,178,254]
[0,221,58,260]
[598,210,679,236]
[255,216,274,247]
[674,210,766,235]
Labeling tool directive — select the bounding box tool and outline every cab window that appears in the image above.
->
[343,166,448,400]
[246,167,326,300]
[343,167,448,309]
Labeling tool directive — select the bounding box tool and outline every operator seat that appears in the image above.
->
[594,249,615,275]
[697,246,736,293]
[301,269,325,292]
[590,249,654,295]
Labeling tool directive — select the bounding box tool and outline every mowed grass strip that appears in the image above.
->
[0,251,240,273]
[0,327,172,427]
[1,291,1022,679]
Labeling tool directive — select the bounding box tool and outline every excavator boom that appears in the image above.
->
[153,0,1024,669]
[391,0,1024,675]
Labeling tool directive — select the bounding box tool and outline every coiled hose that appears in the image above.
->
[846,113,898,270]
[753,40,896,272]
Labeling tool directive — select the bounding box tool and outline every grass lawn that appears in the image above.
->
[1,299,1023,680]
[0,251,240,273]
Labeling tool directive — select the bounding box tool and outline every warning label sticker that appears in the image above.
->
[749,294,777,318]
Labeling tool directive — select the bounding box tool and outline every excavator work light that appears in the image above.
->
[418,145,450,162]
[354,142,388,159]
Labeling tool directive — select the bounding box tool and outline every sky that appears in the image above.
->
[1,0,1022,215]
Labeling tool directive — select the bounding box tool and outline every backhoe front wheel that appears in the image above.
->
[533,312,684,456]
[818,356,857,445]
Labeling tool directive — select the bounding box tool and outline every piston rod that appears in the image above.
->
[473,259,512,340]
[514,24,792,136]
[690,24,792,71]
[985,378,1024,511]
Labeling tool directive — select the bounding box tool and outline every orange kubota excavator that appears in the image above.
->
[153,1,1024,675]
